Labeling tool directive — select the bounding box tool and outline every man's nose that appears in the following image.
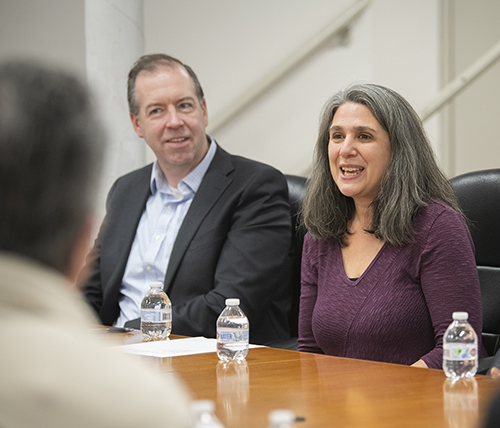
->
[165,108,183,128]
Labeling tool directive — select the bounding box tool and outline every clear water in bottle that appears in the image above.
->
[216,298,249,361]
[443,312,478,380]
[140,282,172,341]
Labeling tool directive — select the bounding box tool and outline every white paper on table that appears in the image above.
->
[116,336,262,358]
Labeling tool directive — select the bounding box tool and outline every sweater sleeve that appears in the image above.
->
[418,207,483,369]
[298,234,324,354]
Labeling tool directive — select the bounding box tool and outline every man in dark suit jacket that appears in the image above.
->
[82,54,292,345]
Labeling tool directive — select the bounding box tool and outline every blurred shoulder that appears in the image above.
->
[0,319,191,428]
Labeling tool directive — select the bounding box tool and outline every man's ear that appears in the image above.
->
[130,112,144,139]
[202,99,208,127]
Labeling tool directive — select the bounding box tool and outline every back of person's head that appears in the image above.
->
[0,60,104,274]
[127,53,204,116]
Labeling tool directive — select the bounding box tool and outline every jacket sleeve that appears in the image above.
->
[168,165,293,344]
[79,179,120,324]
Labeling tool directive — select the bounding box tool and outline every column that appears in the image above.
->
[85,0,145,217]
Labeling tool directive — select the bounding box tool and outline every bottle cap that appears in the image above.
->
[149,281,163,289]
[225,298,240,306]
[452,311,468,320]
[268,409,295,424]
[190,399,215,415]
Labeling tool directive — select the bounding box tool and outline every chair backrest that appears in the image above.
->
[284,174,308,338]
[451,169,500,356]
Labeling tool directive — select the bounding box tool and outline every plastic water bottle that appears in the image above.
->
[190,400,225,428]
[140,281,172,341]
[216,298,249,361]
[443,312,478,379]
[268,410,297,428]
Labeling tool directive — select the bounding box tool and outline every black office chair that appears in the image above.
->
[266,175,307,350]
[285,175,308,338]
[451,169,500,358]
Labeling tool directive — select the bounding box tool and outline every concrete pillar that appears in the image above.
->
[85,0,145,217]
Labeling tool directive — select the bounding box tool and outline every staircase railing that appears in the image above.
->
[208,0,371,134]
[421,38,500,121]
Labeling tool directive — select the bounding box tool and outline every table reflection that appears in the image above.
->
[443,378,478,428]
[217,360,250,426]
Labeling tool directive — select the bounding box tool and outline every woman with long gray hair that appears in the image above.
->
[298,83,485,368]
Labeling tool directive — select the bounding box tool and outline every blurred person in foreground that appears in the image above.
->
[0,61,191,427]
[484,379,500,427]
[298,83,486,368]
[81,54,292,344]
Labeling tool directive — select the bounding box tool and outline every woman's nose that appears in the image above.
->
[339,135,356,158]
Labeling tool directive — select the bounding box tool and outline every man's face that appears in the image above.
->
[130,65,209,183]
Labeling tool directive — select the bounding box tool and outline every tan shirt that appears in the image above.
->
[0,253,191,428]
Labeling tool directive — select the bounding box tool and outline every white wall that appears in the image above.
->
[0,0,85,77]
[0,0,459,181]
[444,0,500,177]
[143,0,440,176]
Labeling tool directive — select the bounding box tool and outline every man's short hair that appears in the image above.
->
[0,61,105,273]
[127,53,205,116]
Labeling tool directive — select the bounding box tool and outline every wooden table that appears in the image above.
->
[100,329,500,428]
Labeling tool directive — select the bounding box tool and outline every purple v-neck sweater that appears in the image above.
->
[298,200,485,369]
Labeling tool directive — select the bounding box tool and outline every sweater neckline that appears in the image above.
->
[337,242,401,287]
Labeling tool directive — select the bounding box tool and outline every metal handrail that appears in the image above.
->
[208,0,371,134]
[421,38,500,121]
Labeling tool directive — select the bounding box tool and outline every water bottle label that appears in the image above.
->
[443,343,477,360]
[141,309,171,322]
[217,328,249,343]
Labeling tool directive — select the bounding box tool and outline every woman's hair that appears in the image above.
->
[302,83,460,246]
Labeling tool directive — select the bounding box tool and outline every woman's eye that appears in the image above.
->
[330,133,343,141]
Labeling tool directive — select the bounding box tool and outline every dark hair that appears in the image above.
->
[127,53,204,116]
[302,83,461,246]
[0,60,105,272]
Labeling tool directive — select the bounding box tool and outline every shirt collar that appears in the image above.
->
[150,136,217,196]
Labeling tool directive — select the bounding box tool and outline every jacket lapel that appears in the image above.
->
[163,145,233,293]
[106,165,152,296]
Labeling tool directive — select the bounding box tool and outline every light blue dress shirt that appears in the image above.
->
[114,139,217,327]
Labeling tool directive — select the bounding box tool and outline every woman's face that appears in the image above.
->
[328,102,391,207]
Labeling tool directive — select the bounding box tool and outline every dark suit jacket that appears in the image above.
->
[83,144,293,344]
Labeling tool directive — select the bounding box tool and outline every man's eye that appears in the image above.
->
[149,108,160,115]
[179,103,193,109]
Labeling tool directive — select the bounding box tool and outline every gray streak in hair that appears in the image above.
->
[302,83,461,246]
